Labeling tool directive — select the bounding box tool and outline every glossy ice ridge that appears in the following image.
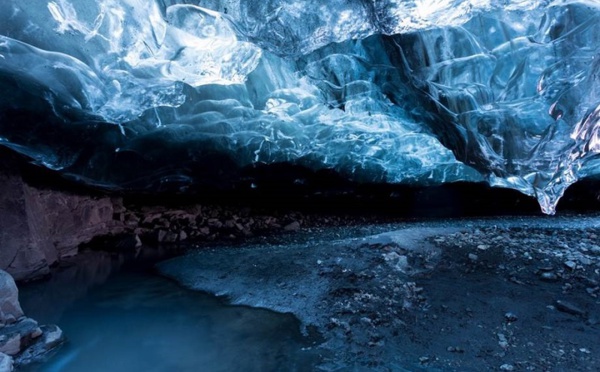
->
[0,0,599,214]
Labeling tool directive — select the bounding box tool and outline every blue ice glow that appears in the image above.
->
[0,0,599,214]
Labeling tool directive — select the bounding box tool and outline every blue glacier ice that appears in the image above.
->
[0,0,599,213]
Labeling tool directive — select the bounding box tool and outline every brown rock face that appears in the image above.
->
[0,172,117,281]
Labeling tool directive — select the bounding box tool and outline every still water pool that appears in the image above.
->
[18,250,319,372]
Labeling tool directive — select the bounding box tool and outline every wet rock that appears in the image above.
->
[0,334,20,356]
[15,325,64,365]
[0,353,13,372]
[0,317,43,355]
[40,325,63,350]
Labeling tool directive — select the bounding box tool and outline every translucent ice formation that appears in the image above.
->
[0,0,599,213]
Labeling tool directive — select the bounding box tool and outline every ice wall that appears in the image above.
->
[0,0,599,213]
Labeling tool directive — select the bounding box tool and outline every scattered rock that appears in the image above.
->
[554,300,586,317]
[284,221,301,231]
[539,272,558,282]
[497,333,509,349]
[504,312,518,322]
[578,256,592,265]
[157,230,168,243]
[446,346,464,353]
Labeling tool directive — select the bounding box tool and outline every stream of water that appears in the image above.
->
[18,248,319,372]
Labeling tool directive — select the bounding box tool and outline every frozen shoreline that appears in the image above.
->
[160,215,600,370]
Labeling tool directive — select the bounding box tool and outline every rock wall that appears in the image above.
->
[0,171,121,281]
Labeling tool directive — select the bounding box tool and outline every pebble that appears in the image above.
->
[578,256,592,265]
[504,312,518,322]
[468,253,478,262]
[497,333,509,349]
[539,272,558,282]
[284,221,301,231]
[554,300,586,316]
[564,260,577,270]
[446,346,464,353]
[500,364,515,371]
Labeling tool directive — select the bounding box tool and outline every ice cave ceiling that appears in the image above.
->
[0,0,599,213]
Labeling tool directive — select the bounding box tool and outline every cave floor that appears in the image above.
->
[159,214,600,371]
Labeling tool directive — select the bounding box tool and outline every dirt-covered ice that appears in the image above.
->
[158,215,600,371]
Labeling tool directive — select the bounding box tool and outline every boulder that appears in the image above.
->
[0,271,23,325]
[15,325,64,365]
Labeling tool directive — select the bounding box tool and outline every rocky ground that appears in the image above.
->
[159,215,600,371]
[423,226,600,371]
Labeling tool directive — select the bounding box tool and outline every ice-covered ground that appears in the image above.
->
[160,214,600,370]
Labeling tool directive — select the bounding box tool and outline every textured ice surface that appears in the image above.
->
[0,1,599,213]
